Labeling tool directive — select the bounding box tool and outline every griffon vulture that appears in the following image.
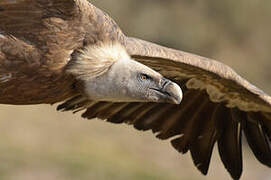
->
[0,0,270,179]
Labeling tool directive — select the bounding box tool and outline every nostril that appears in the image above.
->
[161,78,170,89]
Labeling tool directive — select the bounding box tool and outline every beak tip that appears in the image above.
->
[174,96,182,104]
[167,82,183,104]
[174,87,183,104]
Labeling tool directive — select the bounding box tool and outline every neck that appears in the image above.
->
[81,58,141,102]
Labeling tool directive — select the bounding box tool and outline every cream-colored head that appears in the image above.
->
[67,42,182,104]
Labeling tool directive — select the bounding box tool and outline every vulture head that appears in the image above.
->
[66,43,182,104]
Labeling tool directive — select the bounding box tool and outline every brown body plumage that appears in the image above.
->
[1,0,271,179]
[0,0,123,104]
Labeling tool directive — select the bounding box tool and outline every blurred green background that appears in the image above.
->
[0,0,271,180]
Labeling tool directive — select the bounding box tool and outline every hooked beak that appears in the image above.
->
[151,78,183,104]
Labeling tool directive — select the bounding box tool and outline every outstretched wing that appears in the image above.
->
[58,36,271,179]
[123,37,271,178]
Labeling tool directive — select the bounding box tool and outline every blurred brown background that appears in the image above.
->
[0,0,271,180]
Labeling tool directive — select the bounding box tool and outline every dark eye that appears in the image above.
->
[140,73,152,81]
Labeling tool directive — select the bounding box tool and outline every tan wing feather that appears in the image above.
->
[123,37,271,112]
[0,0,84,104]
[0,0,85,70]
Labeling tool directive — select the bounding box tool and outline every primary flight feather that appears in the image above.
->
[0,0,271,179]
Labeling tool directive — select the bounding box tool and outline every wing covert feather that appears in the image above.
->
[123,37,271,113]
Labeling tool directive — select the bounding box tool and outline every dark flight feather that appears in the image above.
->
[189,104,223,175]
[218,109,243,180]
[244,113,271,167]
